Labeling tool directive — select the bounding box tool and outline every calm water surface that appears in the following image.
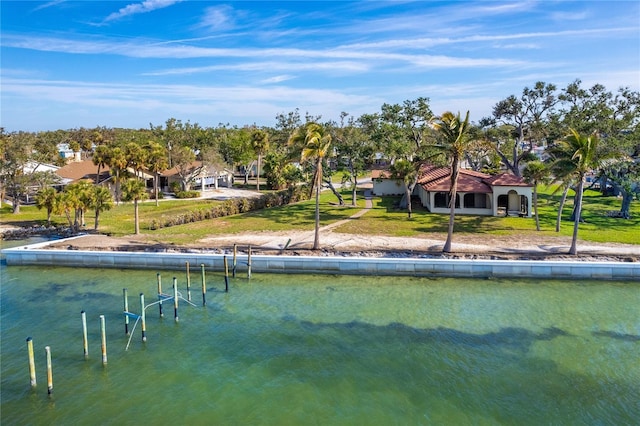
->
[1,243,639,425]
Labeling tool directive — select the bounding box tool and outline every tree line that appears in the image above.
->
[1,79,638,252]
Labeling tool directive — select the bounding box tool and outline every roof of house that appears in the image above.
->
[56,160,110,182]
[374,162,531,193]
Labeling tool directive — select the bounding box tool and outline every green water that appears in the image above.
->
[1,257,639,425]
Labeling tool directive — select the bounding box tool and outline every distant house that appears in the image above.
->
[373,164,533,217]
[160,161,234,192]
[56,160,111,185]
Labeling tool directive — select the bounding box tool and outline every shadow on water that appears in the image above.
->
[207,315,639,424]
[593,330,640,342]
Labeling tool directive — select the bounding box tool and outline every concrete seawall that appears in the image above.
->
[2,239,639,281]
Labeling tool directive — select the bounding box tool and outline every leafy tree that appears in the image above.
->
[251,128,269,191]
[556,80,640,217]
[1,130,36,213]
[171,145,200,191]
[289,122,332,250]
[36,187,58,225]
[483,82,557,176]
[430,111,472,253]
[523,160,550,231]
[389,159,418,218]
[121,178,148,235]
[330,112,374,206]
[364,98,434,209]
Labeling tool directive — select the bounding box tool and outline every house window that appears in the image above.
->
[464,193,487,208]
[434,192,459,208]
[434,192,448,208]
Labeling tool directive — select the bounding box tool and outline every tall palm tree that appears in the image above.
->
[251,129,269,191]
[92,144,111,184]
[108,147,127,205]
[288,122,332,250]
[121,178,148,235]
[145,141,169,206]
[552,128,601,255]
[430,111,471,253]
[523,160,550,231]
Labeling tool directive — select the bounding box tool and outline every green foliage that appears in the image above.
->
[175,190,200,199]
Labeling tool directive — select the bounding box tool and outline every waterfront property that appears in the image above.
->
[373,164,533,217]
[2,237,639,280]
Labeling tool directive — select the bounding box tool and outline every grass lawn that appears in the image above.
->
[1,185,638,246]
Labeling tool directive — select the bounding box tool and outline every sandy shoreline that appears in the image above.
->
[32,229,640,263]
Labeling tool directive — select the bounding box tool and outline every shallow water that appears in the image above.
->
[1,252,639,425]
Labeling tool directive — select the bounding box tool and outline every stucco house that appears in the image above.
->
[160,161,234,192]
[372,164,533,217]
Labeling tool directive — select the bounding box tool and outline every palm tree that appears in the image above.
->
[430,111,471,253]
[35,187,58,225]
[389,159,417,219]
[251,129,269,191]
[108,147,127,205]
[92,144,111,184]
[523,160,550,231]
[145,141,169,206]
[288,122,332,250]
[552,128,601,255]
[121,178,148,235]
[88,186,114,230]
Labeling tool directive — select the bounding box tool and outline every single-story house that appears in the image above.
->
[372,164,533,217]
[161,161,233,192]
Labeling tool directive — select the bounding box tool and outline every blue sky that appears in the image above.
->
[2,1,639,132]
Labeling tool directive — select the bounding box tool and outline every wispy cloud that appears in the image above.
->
[143,61,369,76]
[260,75,295,84]
[32,0,66,12]
[2,34,528,70]
[103,0,183,23]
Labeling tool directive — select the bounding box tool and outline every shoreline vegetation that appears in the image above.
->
[2,185,639,263]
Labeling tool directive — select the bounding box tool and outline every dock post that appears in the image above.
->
[81,310,89,358]
[45,346,53,395]
[27,337,36,387]
[100,315,107,365]
[247,245,252,279]
[232,244,237,278]
[140,293,147,342]
[224,255,229,292]
[186,261,192,302]
[201,264,206,306]
[157,273,163,318]
[123,288,130,334]
[173,277,179,322]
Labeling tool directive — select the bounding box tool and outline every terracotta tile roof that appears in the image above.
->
[483,173,532,187]
[371,169,392,179]
[416,163,530,192]
[374,162,530,192]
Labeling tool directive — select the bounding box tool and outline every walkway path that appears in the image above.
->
[256,190,374,251]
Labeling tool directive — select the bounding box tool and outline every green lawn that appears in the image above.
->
[1,185,638,246]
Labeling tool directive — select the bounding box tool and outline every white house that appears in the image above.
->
[373,164,533,217]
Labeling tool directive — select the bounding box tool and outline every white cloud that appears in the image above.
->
[32,0,66,12]
[260,75,295,84]
[103,0,183,23]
